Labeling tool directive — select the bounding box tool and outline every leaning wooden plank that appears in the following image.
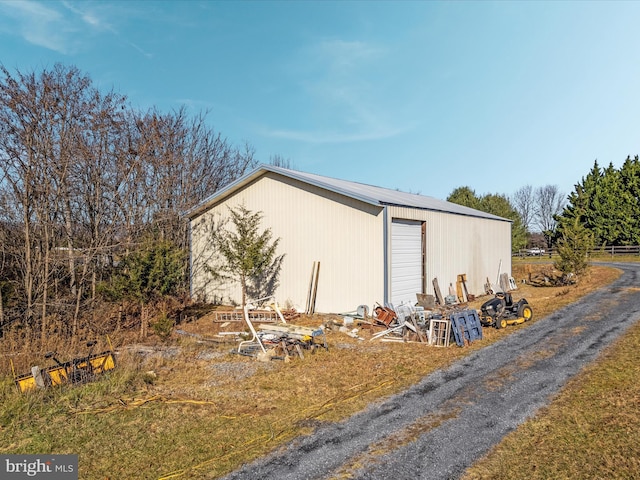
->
[305,261,316,314]
[407,317,428,343]
[432,278,444,305]
[310,261,320,314]
[458,274,470,302]
[456,280,465,303]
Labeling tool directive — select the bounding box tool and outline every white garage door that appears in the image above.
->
[391,219,423,306]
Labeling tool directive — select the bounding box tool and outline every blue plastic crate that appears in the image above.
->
[449,309,483,347]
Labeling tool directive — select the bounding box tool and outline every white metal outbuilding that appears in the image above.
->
[187,165,512,313]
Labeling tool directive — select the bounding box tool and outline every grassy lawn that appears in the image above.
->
[0,263,633,479]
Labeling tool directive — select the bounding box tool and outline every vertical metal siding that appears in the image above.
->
[189,175,512,312]
[190,173,385,313]
[387,206,511,300]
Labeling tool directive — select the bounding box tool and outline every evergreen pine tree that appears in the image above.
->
[618,155,640,245]
[554,215,594,277]
[212,205,284,307]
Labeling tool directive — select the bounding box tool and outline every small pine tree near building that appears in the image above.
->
[211,205,284,307]
[554,216,594,278]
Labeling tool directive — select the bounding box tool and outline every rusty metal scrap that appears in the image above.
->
[369,302,429,343]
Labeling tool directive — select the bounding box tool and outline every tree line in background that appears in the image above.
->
[1,62,639,341]
[0,63,256,338]
[556,157,640,247]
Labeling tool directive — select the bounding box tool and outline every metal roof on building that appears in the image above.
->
[186,164,510,222]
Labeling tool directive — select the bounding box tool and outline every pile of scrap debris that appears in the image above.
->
[177,299,302,345]
[329,273,527,348]
[333,301,482,348]
[523,266,576,287]
[233,296,327,362]
[179,270,528,356]
[178,297,327,362]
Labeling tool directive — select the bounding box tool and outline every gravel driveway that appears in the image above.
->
[222,262,640,480]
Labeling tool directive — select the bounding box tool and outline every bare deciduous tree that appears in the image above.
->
[511,185,535,233]
[269,154,294,169]
[534,185,567,246]
[0,63,257,338]
[126,108,256,251]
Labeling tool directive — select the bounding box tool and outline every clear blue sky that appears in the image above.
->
[1,0,639,201]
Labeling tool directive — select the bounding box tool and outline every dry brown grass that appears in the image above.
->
[0,263,628,479]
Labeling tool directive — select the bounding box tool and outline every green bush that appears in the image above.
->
[150,313,175,341]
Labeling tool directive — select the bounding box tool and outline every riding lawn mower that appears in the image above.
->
[479,292,533,329]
